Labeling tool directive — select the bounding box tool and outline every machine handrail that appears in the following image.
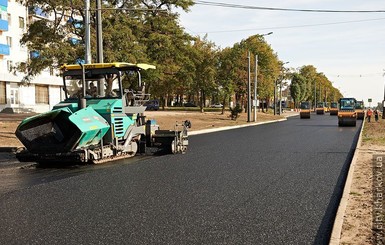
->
[124,90,151,106]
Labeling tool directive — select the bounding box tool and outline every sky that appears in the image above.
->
[177,0,385,106]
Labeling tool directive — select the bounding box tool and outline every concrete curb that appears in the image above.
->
[188,112,298,136]
[189,118,287,136]
[329,119,365,245]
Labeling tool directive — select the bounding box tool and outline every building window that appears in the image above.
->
[0,82,6,104]
[7,13,11,26]
[7,60,13,72]
[19,17,24,29]
[35,85,49,104]
[6,36,12,47]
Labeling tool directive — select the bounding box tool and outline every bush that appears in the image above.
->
[229,104,242,120]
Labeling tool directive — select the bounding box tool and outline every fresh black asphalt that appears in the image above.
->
[0,114,362,244]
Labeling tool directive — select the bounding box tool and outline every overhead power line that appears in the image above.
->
[192,17,385,34]
[328,73,383,78]
[194,1,385,13]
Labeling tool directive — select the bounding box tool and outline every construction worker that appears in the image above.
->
[88,82,97,97]
[374,109,379,122]
[367,108,373,122]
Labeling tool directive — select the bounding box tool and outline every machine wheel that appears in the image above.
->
[138,140,146,154]
[128,140,138,156]
[171,140,187,154]
[171,140,177,154]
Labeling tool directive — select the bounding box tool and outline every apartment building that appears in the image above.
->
[0,0,63,113]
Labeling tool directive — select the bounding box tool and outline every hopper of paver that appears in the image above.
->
[15,107,110,154]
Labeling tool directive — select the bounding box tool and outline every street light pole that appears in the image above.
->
[383,72,385,119]
[274,80,277,115]
[314,80,316,111]
[254,55,258,122]
[246,32,273,120]
[96,0,103,63]
[279,82,282,115]
[84,0,91,64]
[276,62,289,115]
[247,51,251,122]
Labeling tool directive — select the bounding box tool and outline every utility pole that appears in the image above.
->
[314,80,316,111]
[96,0,103,63]
[275,62,288,115]
[279,82,282,115]
[274,80,277,115]
[247,51,251,122]
[96,0,104,96]
[84,0,91,63]
[253,55,258,122]
[383,71,385,119]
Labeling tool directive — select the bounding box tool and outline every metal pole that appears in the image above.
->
[253,55,258,122]
[279,82,282,115]
[274,80,276,115]
[96,0,103,63]
[79,63,87,109]
[314,80,316,111]
[84,0,91,63]
[383,75,385,119]
[96,0,105,96]
[247,51,251,122]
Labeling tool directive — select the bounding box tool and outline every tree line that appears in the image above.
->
[16,0,342,111]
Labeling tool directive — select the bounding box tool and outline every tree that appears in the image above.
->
[15,0,194,85]
[189,36,218,112]
[216,47,236,114]
[238,35,281,112]
[290,73,307,108]
[290,65,343,107]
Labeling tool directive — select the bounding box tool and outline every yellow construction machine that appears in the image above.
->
[338,98,357,126]
[315,102,325,115]
[300,101,311,119]
[355,100,365,120]
[329,102,338,115]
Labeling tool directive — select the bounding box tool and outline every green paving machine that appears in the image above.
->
[15,63,190,164]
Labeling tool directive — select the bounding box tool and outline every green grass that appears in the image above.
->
[349,191,362,196]
[362,118,385,145]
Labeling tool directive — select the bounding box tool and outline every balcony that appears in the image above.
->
[0,19,8,31]
[28,7,49,18]
[68,38,80,45]
[0,43,10,55]
[0,0,8,7]
[30,51,40,58]
[67,17,83,29]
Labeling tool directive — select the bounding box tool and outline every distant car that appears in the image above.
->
[210,103,223,108]
[183,102,197,107]
[144,99,159,111]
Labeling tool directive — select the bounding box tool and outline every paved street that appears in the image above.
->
[0,114,361,244]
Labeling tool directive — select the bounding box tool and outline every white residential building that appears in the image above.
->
[0,0,63,113]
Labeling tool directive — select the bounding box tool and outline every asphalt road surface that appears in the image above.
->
[0,114,362,244]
